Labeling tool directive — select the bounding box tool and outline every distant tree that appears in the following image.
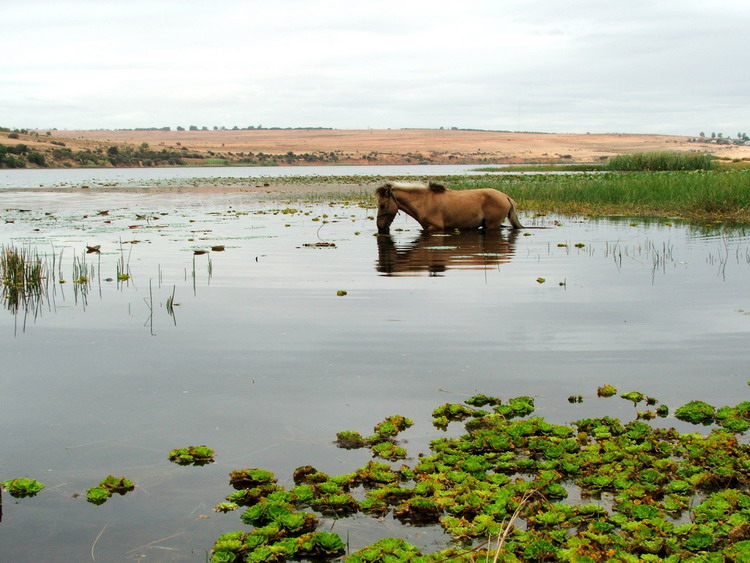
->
[176,126,185,131]
[699,131,705,137]
[189,125,198,131]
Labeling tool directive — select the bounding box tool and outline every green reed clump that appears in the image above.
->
[1,245,45,290]
[607,151,716,171]
[1,245,47,312]
[448,170,750,220]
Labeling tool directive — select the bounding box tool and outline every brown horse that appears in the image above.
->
[375,181,523,234]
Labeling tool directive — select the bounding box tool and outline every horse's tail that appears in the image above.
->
[507,197,523,229]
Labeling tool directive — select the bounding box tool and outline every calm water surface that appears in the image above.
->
[1,185,749,561]
[0,164,498,190]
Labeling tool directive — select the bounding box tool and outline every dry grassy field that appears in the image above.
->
[6,128,750,166]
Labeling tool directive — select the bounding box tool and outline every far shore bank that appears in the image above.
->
[4,128,750,169]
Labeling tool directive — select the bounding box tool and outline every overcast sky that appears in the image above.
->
[3,0,749,135]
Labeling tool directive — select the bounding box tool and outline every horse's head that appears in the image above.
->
[375,184,399,234]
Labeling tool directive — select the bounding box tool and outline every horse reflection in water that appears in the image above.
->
[376,230,519,276]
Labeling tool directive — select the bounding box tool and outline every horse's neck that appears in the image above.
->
[395,190,429,222]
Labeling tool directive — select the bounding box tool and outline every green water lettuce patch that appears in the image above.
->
[168,445,215,466]
[2,477,45,498]
[210,392,750,561]
[86,475,134,505]
[335,415,414,460]
[675,401,716,425]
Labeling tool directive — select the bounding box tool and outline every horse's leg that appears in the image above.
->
[482,208,503,229]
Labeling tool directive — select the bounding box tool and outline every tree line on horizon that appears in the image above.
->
[0,127,347,168]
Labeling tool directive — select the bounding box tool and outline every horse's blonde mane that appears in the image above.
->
[389,181,429,190]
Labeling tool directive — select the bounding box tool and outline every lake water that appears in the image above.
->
[1,181,749,561]
[0,164,498,190]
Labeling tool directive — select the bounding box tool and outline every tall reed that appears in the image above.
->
[449,170,750,219]
[1,245,47,313]
[606,151,716,171]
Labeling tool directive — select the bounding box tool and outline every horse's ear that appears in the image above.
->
[429,182,446,193]
[375,183,393,197]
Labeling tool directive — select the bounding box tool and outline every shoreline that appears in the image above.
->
[5,128,750,169]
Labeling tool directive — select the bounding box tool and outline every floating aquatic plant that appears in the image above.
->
[334,430,367,449]
[334,415,413,460]
[597,384,618,397]
[229,468,276,489]
[465,394,502,407]
[620,391,645,405]
[211,389,750,562]
[675,400,716,425]
[2,477,45,498]
[86,486,111,505]
[86,475,134,505]
[370,441,407,461]
[372,414,413,438]
[168,445,215,466]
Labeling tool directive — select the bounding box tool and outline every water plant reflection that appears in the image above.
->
[375,230,518,276]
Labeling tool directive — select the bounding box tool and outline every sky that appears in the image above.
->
[3,0,750,136]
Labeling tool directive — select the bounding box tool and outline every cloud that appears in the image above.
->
[3,0,749,134]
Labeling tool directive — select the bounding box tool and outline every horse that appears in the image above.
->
[375,181,523,234]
